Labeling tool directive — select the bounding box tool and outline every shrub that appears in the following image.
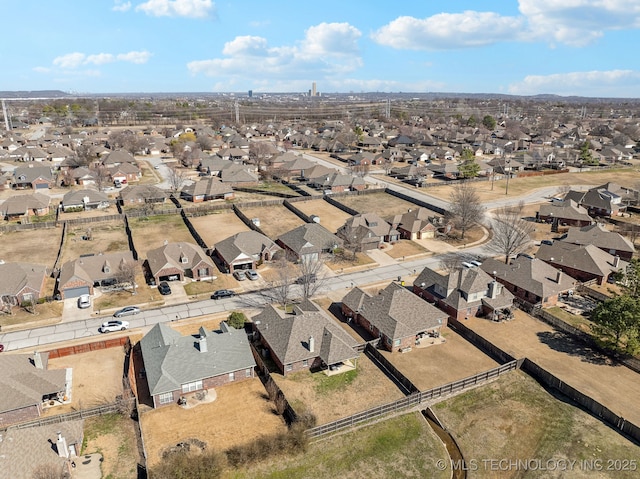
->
[227,311,246,329]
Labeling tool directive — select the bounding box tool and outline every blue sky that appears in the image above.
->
[3,0,640,97]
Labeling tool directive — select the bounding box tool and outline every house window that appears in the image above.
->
[159,392,173,405]
[229,372,235,381]
[369,324,374,332]
[393,339,401,346]
[181,380,203,393]
[198,267,209,277]
[302,359,309,367]
[245,368,252,377]
[285,364,293,372]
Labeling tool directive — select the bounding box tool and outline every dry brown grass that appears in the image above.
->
[0,228,62,266]
[128,214,195,256]
[189,210,251,246]
[291,199,353,233]
[60,220,129,264]
[0,301,63,329]
[141,378,288,467]
[385,239,430,259]
[336,192,419,218]
[237,204,305,238]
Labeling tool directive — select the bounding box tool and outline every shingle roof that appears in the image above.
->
[538,200,592,222]
[214,231,280,265]
[62,188,109,207]
[0,193,50,216]
[277,223,342,256]
[140,322,256,396]
[0,262,48,298]
[59,252,135,289]
[536,241,627,277]
[146,242,214,278]
[562,224,634,255]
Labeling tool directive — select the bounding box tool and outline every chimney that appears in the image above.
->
[308,336,315,353]
[556,271,563,283]
[488,281,498,299]
[613,256,620,268]
[56,432,69,458]
[33,350,44,369]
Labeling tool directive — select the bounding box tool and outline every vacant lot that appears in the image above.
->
[273,353,406,425]
[382,328,500,391]
[435,370,640,479]
[141,378,287,467]
[238,204,305,238]
[60,220,129,264]
[466,310,640,425]
[44,346,126,413]
[336,192,420,218]
[189,210,251,246]
[128,214,194,256]
[0,228,62,266]
[292,199,353,233]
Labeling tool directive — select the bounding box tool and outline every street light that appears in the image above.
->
[505,158,511,195]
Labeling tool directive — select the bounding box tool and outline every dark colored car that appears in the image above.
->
[158,281,172,295]
[211,289,236,300]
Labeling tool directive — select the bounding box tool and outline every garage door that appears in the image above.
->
[35,183,49,189]
[63,286,90,299]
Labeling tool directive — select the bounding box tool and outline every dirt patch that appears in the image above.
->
[128,214,195,256]
[382,328,500,391]
[45,346,126,413]
[336,192,421,218]
[292,199,353,233]
[189,210,251,247]
[465,310,640,425]
[272,354,406,425]
[140,378,287,467]
[237,204,305,238]
[0,228,62,267]
[60,220,129,264]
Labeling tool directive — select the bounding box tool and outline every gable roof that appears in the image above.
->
[562,224,635,254]
[59,251,136,287]
[0,262,48,297]
[536,241,627,277]
[62,188,109,206]
[146,242,214,277]
[538,199,592,223]
[140,322,256,396]
[277,223,342,256]
[214,231,280,264]
[0,193,50,216]
[181,177,233,197]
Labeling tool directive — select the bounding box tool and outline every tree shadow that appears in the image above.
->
[536,330,616,366]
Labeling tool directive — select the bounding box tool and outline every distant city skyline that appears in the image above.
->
[4,1,640,98]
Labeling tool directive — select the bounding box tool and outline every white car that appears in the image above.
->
[99,320,129,333]
[77,294,91,309]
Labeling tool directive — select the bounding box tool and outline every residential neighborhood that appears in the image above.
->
[1,94,640,478]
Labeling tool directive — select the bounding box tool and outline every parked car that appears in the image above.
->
[158,281,172,295]
[211,289,236,300]
[99,320,129,333]
[77,294,91,309]
[233,270,247,281]
[246,270,259,281]
[113,306,141,318]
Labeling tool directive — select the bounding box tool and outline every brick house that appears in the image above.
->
[180,177,234,202]
[337,213,400,252]
[413,266,514,322]
[0,193,50,220]
[276,223,343,262]
[561,224,635,261]
[145,241,216,284]
[537,200,593,227]
[341,282,448,352]
[0,262,48,311]
[214,230,280,272]
[118,184,167,205]
[389,207,444,240]
[13,165,55,190]
[253,300,359,376]
[138,322,256,408]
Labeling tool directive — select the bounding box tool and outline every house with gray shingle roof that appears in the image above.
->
[389,207,441,240]
[145,242,215,284]
[538,199,593,227]
[342,282,449,352]
[480,256,574,308]
[180,177,234,202]
[561,223,635,261]
[13,165,54,189]
[58,251,136,299]
[0,262,48,311]
[118,184,167,205]
[0,352,69,426]
[214,231,280,272]
[61,188,109,212]
[337,213,399,251]
[0,192,50,220]
[276,223,343,262]
[253,300,359,376]
[139,322,256,408]
[413,266,514,322]
[219,164,259,185]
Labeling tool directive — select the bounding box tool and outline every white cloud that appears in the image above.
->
[112,1,132,12]
[508,70,640,96]
[52,51,151,69]
[188,22,362,81]
[371,11,524,50]
[135,0,214,19]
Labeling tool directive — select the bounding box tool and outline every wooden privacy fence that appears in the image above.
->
[306,360,518,439]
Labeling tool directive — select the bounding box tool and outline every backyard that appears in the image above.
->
[189,209,251,246]
[0,227,62,267]
[59,220,129,264]
[127,213,195,256]
[238,203,305,238]
[334,191,424,218]
[291,198,353,233]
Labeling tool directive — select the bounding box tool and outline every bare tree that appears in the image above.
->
[447,182,485,240]
[485,202,535,264]
[439,252,484,273]
[295,254,328,300]
[90,165,111,191]
[115,260,140,294]
[249,140,273,171]
[259,255,296,309]
[167,166,186,193]
[71,142,94,168]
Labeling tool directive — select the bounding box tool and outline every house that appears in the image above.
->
[180,177,234,202]
[564,183,630,217]
[413,266,514,322]
[342,282,448,352]
[68,166,97,186]
[337,213,399,251]
[560,223,635,261]
[146,242,216,284]
[13,165,54,189]
[118,184,167,205]
[537,200,593,227]
[214,231,280,272]
[0,262,48,311]
[109,161,141,185]
[536,241,627,285]
[139,322,256,408]
[101,148,137,166]
[389,208,443,240]
[480,256,574,308]
[0,420,83,479]
[307,171,366,192]
[61,189,109,212]
[57,251,137,299]
[0,193,50,220]
[276,223,343,262]
[0,352,69,426]
[253,300,359,376]
[219,165,260,185]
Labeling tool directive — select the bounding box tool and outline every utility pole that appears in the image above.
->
[234,101,239,124]
[2,99,10,131]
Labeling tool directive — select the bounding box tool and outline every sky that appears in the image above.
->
[3,0,640,97]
